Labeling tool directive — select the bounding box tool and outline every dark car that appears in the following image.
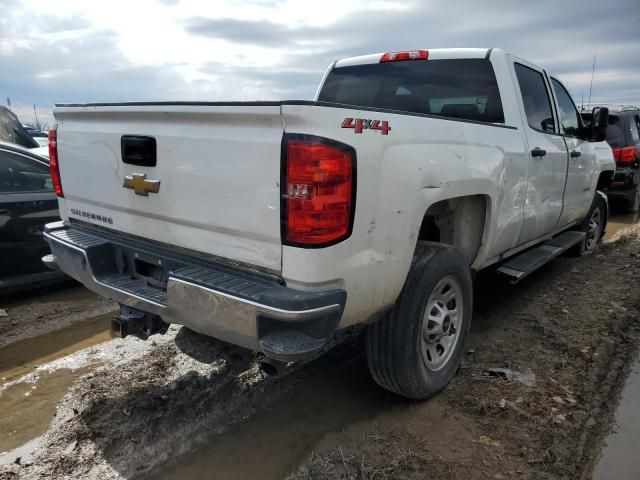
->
[582,107,640,212]
[0,140,67,294]
[23,125,49,144]
[22,125,47,137]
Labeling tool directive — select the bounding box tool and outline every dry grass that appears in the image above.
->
[287,432,491,480]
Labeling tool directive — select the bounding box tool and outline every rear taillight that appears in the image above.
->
[283,137,355,246]
[380,50,428,63]
[48,127,63,197]
[612,146,638,165]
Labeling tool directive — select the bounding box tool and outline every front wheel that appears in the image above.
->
[366,243,472,399]
[570,193,606,256]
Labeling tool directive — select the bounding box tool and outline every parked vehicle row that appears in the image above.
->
[42,48,616,399]
[23,125,50,147]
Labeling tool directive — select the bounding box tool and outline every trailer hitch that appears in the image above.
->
[112,305,170,340]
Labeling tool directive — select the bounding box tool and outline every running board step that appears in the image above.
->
[497,231,585,284]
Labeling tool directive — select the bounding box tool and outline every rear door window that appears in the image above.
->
[514,63,556,134]
[318,58,505,123]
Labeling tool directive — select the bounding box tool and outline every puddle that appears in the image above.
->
[0,367,92,456]
[0,314,113,457]
[0,435,43,466]
[593,358,640,480]
[0,313,114,383]
[153,357,398,480]
[604,211,639,241]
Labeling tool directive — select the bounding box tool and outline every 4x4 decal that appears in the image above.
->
[341,117,391,135]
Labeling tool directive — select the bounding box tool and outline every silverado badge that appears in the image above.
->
[123,173,161,196]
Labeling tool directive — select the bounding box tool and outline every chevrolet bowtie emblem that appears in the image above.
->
[123,173,161,196]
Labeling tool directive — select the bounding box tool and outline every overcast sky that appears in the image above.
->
[1,0,638,126]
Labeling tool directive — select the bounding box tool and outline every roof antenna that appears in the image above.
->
[587,55,596,108]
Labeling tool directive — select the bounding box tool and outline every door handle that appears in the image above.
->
[531,148,547,158]
[121,135,157,167]
[570,150,582,158]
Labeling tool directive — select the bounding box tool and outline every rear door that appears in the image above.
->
[550,77,599,225]
[510,60,568,244]
[0,147,59,279]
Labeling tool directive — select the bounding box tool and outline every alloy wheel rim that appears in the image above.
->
[421,276,463,371]
[585,208,601,251]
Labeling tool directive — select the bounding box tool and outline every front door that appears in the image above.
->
[550,77,599,225]
[510,60,568,245]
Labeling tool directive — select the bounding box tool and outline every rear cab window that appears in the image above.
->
[317,58,505,124]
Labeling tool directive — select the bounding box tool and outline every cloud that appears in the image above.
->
[185,17,303,46]
[37,14,91,33]
[0,28,190,105]
[1,0,639,126]
[183,0,640,104]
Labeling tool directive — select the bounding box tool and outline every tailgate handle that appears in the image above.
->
[121,136,157,167]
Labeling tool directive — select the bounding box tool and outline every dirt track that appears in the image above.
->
[1,226,639,480]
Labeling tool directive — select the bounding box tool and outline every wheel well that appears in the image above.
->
[417,195,487,265]
[598,170,614,191]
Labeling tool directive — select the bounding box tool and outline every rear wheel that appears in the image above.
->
[570,193,606,256]
[366,243,472,399]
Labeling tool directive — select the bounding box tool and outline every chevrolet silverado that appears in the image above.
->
[43,48,615,399]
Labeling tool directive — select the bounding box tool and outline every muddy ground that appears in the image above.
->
[0,285,116,349]
[0,222,639,480]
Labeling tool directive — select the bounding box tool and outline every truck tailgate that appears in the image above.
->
[54,104,284,272]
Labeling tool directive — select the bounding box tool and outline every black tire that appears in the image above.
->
[569,192,607,256]
[365,243,472,400]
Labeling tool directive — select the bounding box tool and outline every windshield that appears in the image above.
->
[0,106,39,149]
[318,58,505,123]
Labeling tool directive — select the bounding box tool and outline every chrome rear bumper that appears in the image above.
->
[43,221,345,361]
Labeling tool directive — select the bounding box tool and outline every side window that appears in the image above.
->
[551,78,581,137]
[514,63,556,133]
[0,149,52,194]
[606,116,624,147]
[631,115,640,143]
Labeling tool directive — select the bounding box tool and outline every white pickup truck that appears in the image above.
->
[44,48,615,399]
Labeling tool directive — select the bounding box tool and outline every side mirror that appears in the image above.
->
[590,107,609,142]
[541,117,555,133]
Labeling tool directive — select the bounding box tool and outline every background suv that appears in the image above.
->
[582,106,640,212]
